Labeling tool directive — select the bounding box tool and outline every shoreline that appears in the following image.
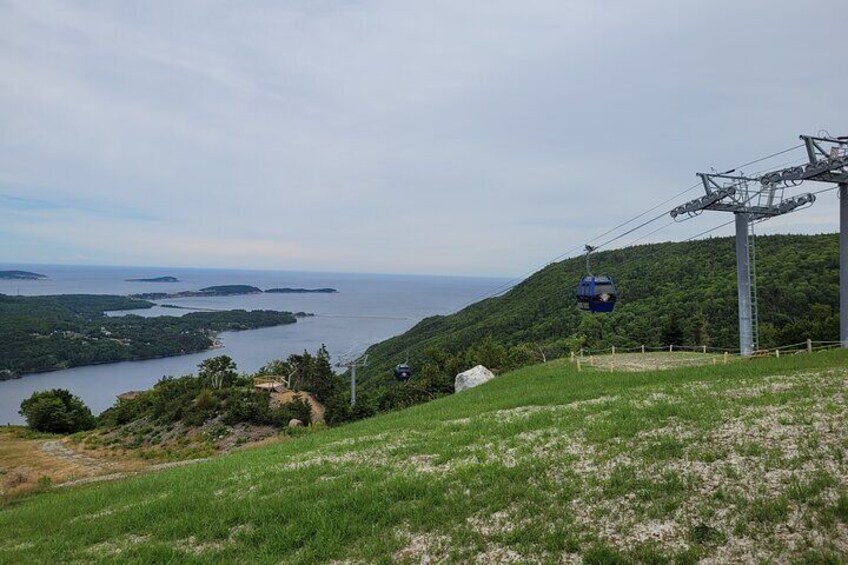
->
[2,328,254,381]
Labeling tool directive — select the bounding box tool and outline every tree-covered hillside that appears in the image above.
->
[360,233,839,386]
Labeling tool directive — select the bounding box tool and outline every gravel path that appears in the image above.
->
[58,457,211,488]
[40,440,112,473]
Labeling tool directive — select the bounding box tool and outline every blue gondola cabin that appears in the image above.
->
[394,364,413,381]
[576,275,617,313]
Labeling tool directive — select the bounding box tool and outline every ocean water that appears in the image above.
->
[0,264,508,424]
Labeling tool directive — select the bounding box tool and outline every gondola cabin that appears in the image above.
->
[576,275,617,313]
[394,364,413,381]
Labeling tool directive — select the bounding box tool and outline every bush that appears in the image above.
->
[378,385,433,411]
[269,396,313,427]
[99,392,154,427]
[182,389,220,426]
[222,390,272,426]
[149,375,204,423]
[20,389,96,434]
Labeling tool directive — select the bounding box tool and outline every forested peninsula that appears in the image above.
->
[0,294,297,377]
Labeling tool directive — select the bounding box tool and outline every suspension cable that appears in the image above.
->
[445,143,810,313]
[684,220,735,241]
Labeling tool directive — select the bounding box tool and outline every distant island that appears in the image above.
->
[265,287,338,294]
[130,285,337,300]
[130,285,263,300]
[0,270,47,280]
[125,276,180,283]
[0,293,297,376]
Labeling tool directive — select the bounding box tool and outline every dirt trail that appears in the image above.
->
[40,440,114,473]
[39,440,207,488]
[59,458,210,488]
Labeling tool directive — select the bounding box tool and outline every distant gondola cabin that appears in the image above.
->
[576,275,617,313]
[394,364,413,381]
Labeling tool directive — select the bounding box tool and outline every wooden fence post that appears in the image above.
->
[612,345,616,356]
[641,345,645,354]
[723,352,728,365]
[807,339,813,353]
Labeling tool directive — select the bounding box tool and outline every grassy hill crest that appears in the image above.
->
[2,352,848,563]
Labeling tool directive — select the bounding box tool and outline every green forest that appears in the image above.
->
[358,233,840,389]
[0,294,297,376]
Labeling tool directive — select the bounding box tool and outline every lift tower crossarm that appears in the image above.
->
[673,172,816,220]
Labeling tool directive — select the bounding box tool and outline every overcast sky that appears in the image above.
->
[1,0,846,277]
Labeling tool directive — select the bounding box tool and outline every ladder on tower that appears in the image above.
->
[747,218,759,351]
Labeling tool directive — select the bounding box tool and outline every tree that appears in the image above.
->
[287,345,337,401]
[198,355,238,389]
[20,389,96,433]
[661,312,685,347]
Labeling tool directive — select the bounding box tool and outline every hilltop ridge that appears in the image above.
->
[359,233,839,387]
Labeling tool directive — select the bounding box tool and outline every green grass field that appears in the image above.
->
[2,352,848,563]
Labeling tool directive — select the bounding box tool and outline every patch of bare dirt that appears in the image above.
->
[174,524,254,556]
[270,390,325,424]
[581,352,728,372]
[86,534,150,557]
[393,531,453,564]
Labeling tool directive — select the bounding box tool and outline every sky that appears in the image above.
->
[1,0,846,277]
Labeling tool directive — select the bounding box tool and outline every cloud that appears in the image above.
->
[0,0,846,276]
[0,191,158,221]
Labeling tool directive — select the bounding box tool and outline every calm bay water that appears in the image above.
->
[0,264,507,424]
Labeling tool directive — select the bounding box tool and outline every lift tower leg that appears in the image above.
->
[735,212,754,356]
[350,364,357,406]
[841,183,848,348]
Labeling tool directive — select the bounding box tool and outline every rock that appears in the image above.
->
[454,365,496,393]
[288,419,304,428]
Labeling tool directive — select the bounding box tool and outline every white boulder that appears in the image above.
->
[454,365,495,393]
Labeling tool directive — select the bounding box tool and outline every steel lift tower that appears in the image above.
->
[336,354,368,407]
[671,134,848,356]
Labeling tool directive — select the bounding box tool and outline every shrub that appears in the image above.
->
[222,389,272,426]
[150,375,204,423]
[379,385,433,411]
[99,392,154,426]
[182,389,220,427]
[269,396,313,427]
[20,389,96,434]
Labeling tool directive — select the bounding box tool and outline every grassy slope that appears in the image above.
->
[2,351,848,563]
[360,233,839,386]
